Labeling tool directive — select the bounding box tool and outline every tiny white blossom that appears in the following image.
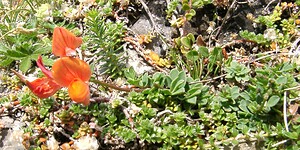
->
[264,28,277,40]
[128,103,142,117]
[73,135,99,150]
[78,0,95,4]
[35,4,52,22]
[46,136,59,150]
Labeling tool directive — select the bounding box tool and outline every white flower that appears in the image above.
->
[35,3,52,21]
[264,28,277,40]
[46,136,59,150]
[79,0,95,4]
[73,135,99,150]
[128,104,142,117]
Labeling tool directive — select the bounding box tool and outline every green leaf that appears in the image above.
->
[7,49,27,59]
[170,78,186,95]
[185,13,194,20]
[182,3,190,11]
[170,69,179,80]
[239,100,250,113]
[232,139,239,146]
[240,92,250,100]
[208,47,223,72]
[181,37,192,49]
[266,95,280,107]
[276,76,287,84]
[230,86,240,100]
[284,131,298,140]
[140,73,149,86]
[177,70,186,81]
[198,46,209,58]
[280,63,293,72]
[186,50,199,61]
[230,128,239,137]
[189,9,196,16]
[0,43,10,53]
[40,56,54,66]
[187,87,202,98]
[124,67,136,79]
[19,57,32,73]
[0,58,14,67]
[186,96,197,104]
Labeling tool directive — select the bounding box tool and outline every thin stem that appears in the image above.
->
[283,91,289,132]
[90,78,143,92]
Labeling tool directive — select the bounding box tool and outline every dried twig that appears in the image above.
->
[90,78,143,92]
[204,133,278,149]
[283,91,289,132]
[137,0,169,47]
[189,74,227,84]
[124,37,168,73]
[271,139,289,148]
[215,0,237,39]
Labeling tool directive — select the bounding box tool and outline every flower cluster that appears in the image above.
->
[14,27,91,105]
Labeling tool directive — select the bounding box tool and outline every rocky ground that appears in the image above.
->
[0,0,299,149]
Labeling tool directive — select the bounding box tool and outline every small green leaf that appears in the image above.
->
[124,67,136,79]
[231,139,239,146]
[40,56,54,66]
[186,50,199,61]
[182,3,190,11]
[276,76,287,84]
[230,128,239,137]
[239,100,250,113]
[198,46,209,58]
[19,57,32,73]
[0,58,14,67]
[280,63,293,72]
[231,86,240,100]
[186,33,195,42]
[266,95,280,107]
[240,92,250,100]
[170,69,179,80]
[283,131,298,140]
[189,9,196,16]
[186,96,197,104]
[170,79,186,95]
[177,70,186,81]
[187,88,202,98]
[185,13,194,20]
[181,37,192,49]
[7,49,27,59]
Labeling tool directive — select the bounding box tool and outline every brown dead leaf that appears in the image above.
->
[289,103,299,115]
[61,143,71,150]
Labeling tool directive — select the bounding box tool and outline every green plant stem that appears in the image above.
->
[90,78,143,92]
[204,133,278,149]
[24,0,36,13]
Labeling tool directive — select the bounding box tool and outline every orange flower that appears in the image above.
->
[51,27,91,105]
[52,27,82,57]
[26,77,61,98]
[14,27,91,106]
[52,57,91,105]
[12,56,61,99]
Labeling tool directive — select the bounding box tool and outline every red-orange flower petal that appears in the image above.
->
[26,77,61,98]
[52,57,91,87]
[37,55,53,79]
[52,27,82,57]
[68,78,90,106]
